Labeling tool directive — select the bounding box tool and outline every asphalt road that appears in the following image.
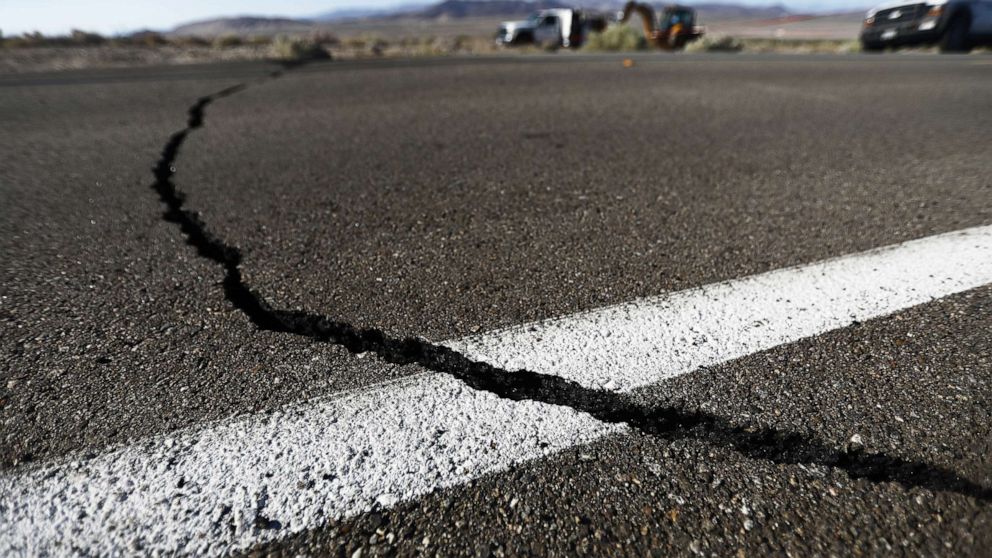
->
[2,54,991,556]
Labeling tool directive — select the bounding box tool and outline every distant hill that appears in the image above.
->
[314,3,431,21]
[171,16,314,37]
[353,0,794,21]
[689,3,792,21]
[170,0,809,37]
[414,0,570,18]
[402,1,796,21]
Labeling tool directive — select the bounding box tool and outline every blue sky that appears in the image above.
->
[1,0,869,36]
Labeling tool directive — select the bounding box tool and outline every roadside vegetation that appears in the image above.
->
[685,35,745,52]
[728,38,862,53]
[269,35,332,61]
[0,29,332,58]
[681,36,860,53]
[0,29,496,59]
[4,26,983,74]
[583,25,647,51]
[580,25,860,53]
[0,28,515,73]
[1,29,176,49]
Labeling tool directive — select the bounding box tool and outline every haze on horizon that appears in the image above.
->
[1,0,871,36]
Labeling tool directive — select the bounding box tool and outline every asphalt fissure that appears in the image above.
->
[148,67,991,504]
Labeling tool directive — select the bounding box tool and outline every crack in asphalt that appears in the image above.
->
[150,64,992,504]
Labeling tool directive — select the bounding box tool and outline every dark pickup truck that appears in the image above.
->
[860,0,992,52]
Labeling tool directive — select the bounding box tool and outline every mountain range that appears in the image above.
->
[312,0,794,21]
[171,0,822,36]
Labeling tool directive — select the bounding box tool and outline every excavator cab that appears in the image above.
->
[658,6,695,33]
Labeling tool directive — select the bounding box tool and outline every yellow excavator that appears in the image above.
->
[620,1,704,50]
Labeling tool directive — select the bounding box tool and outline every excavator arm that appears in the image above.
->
[619,1,657,41]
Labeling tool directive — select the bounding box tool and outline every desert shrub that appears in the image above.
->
[70,29,106,45]
[338,35,388,55]
[247,35,273,46]
[143,33,168,47]
[3,30,105,48]
[270,35,330,61]
[124,31,168,47]
[310,31,340,47]
[686,35,743,53]
[369,38,388,56]
[412,37,447,56]
[832,40,862,54]
[213,34,243,48]
[734,38,863,54]
[584,25,646,51]
[172,35,210,47]
[3,31,46,48]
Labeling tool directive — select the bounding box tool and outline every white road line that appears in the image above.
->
[446,225,992,392]
[2,225,991,555]
[0,375,621,555]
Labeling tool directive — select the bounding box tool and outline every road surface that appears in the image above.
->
[2,54,991,556]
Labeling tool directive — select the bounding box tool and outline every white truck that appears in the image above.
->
[496,8,607,48]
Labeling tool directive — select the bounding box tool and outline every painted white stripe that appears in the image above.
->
[2,224,991,555]
[0,375,620,556]
[446,225,992,392]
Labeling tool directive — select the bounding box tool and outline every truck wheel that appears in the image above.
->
[541,37,562,51]
[939,16,972,53]
[512,31,534,46]
[861,41,884,53]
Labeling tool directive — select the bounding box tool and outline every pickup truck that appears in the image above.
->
[860,0,992,52]
[496,8,607,49]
